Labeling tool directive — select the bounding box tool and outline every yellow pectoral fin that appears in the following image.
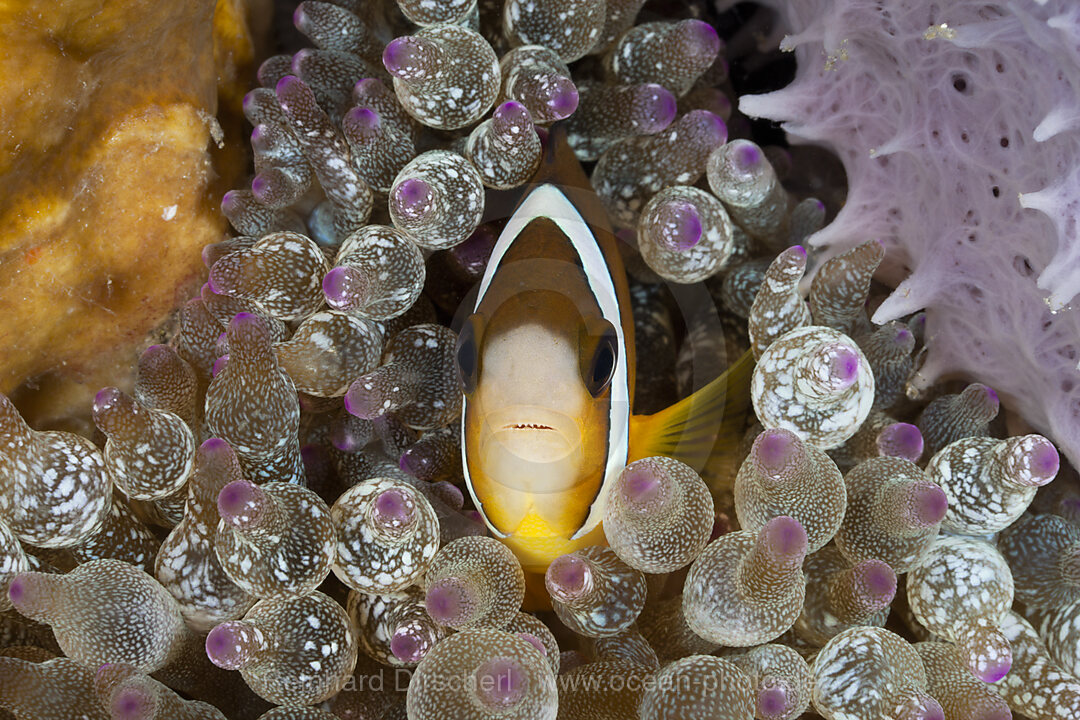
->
[628,349,755,470]
[504,510,607,575]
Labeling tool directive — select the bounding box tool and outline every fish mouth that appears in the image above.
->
[504,423,556,431]
[481,406,582,465]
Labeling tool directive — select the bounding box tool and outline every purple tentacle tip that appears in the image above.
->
[228,312,271,347]
[291,49,315,75]
[230,311,258,327]
[274,74,303,99]
[250,173,270,200]
[300,441,325,467]
[922,702,946,720]
[695,109,728,147]
[7,573,27,605]
[639,84,677,133]
[976,656,1012,684]
[383,37,424,78]
[205,626,232,661]
[754,428,801,476]
[343,377,385,420]
[658,200,703,252]
[449,225,498,277]
[830,345,861,387]
[220,189,240,215]
[323,265,367,309]
[330,417,369,453]
[112,686,154,720]
[247,127,267,154]
[877,423,924,462]
[390,627,423,664]
[373,488,415,528]
[217,480,262,527]
[855,559,897,605]
[756,682,793,720]
[206,622,251,670]
[382,38,407,74]
[93,386,124,415]
[211,355,229,377]
[495,100,529,125]
[475,657,527,710]
[547,78,579,119]
[656,89,678,127]
[517,632,547,656]
[204,269,222,293]
[346,106,380,134]
[620,466,663,511]
[912,482,948,527]
[546,554,591,602]
[426,578,471,625]
[1032,438,1060,480]
[201,437,231,456]
[249,125,266,148]
[688,20,721,58]
[322,265,350,303]
[763,516,808,558]
[392,177,434,220]
[732,142,764,176]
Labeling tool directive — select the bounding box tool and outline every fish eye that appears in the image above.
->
[586,326,618,397]
[456,315,481,395]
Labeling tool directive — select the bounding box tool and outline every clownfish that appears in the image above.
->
[458,124,753,583]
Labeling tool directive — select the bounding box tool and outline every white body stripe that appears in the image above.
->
[461,183,630,539]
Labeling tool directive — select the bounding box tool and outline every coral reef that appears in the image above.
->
[725,0,1080,469]
[0,0,269,424]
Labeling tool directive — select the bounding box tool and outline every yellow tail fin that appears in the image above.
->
[628,349,755,471]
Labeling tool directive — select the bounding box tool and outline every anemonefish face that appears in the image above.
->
[459,184,632,572]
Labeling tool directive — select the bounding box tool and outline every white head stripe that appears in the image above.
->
[461,184,630,539]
